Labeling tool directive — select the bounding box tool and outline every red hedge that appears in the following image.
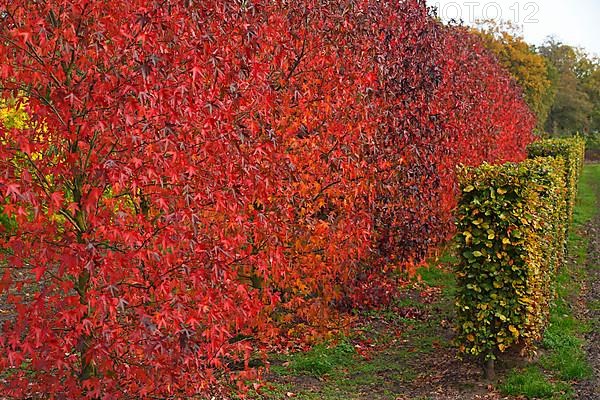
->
[0,0,534,397]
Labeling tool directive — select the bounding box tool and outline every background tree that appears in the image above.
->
[0,100,24,232]
[538,39,599,136]
[580,59,600,134]
[474,22,556,130]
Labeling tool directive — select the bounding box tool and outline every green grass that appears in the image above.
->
[573,164,600,225]
[256,331,429,399]
[500,366,572,399]
[283,338,356,376]
[499,163,599,399]
[540,292,593,381]
[417,248,458,298]
[249,249,460,399]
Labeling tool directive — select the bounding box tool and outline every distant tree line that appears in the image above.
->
[475,23,600,146]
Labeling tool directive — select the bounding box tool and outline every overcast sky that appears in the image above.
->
[427,0,600,57]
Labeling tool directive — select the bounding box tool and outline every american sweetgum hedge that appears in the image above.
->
[0,0,535,396]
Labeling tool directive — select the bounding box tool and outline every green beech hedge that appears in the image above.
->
[455,157,568,361]
[527,137,586,223]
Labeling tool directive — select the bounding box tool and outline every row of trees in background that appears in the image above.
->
[541,39,600,137]
[474,22,600,141]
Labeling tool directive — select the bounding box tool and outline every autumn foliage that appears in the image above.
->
[0,0,534,397]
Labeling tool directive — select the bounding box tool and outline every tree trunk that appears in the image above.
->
[484,357,495,381]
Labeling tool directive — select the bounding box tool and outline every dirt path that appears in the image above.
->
[575,174,600,400]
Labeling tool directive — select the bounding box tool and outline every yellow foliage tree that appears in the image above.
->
[0,99,28,231]
[474,22,556,130]
[0,98,28,129]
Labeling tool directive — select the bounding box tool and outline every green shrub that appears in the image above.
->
[455,158,567,360]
